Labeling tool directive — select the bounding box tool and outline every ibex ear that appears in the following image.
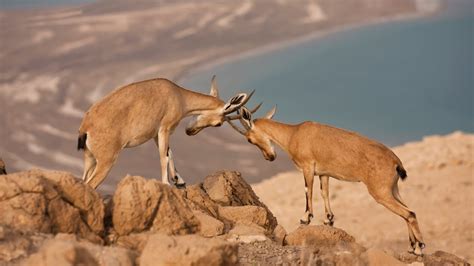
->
[239,107,253,129]
[209,75,219,98]
[264,105,277,120]
[223,93,247,114]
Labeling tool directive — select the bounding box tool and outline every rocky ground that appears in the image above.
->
[0,156,470,265]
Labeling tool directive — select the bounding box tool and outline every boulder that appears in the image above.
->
[22,235,136,266]
[202,171,277,231]
[364,248,405,266]
[272,224,287,245]
[0,170,104,243]
[226,223,268,244]
[116,232,153,253]
[184,184,219,218]
[285,225,356,247]
[112,175,200,236]
[139,234,238,266]
[398,250,470,265]
[424,251,470,266]
[194,211,225,237]
[218,205,273,233]
[0,225,51,263]
[285,225,366,260]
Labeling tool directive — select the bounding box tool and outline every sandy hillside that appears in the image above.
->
[253,131,474,263]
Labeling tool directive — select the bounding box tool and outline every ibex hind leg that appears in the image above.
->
[82,147,97,182]
[393,185,417,253]
[370,187,425,256]
[85,144,120,189]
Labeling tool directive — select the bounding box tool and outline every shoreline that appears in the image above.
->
[177,7,440,83]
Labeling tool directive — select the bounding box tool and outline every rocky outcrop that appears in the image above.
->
[1,169,470,266]
[139,234,238,266]
[0,169,104,244]
[202,171,278,232]
[112,175,200,236]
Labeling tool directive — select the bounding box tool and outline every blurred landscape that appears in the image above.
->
[0,0,443,194]
[0,0,473,265]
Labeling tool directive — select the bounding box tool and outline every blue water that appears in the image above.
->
[182,6,473,146]
[0,0,92,9]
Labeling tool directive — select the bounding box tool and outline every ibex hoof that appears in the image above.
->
[412,242,425,256]
[323,220,334,226]
[300,213,313,225]
[300,219,310,225]
[175,183,186,189]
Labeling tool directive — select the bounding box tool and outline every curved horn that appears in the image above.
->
[209,75,219,98]
[264,105,277,119]
[225,117,247,135]
[226,102,262,120]
[240,89,255,106]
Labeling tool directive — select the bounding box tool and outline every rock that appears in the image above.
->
[194,211,225,237]
[285,225,356,247]
[139,234,238,266]
[0,225,51,263]
[112,175,200,236]
[184,184,219,218]
[22,236,136,266]
[285,225,366,259]
[424,250,470,265]
[218,205,274,233]
[364,248,405,266]
[116,232,153,253]
[398,250,470,266]
[203,171,265,206]
[272,224,287,245]
[41,169,104,235]
[202,171,277,231]
[0,170,104,243]
[227,223,268,243]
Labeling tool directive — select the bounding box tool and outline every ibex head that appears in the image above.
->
[227,106,277,161]
[185,75,259,135]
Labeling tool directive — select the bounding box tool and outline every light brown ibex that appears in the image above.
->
[77,76,260,189]
[226,106,425,255]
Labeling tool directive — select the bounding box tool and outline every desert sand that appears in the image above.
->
[253,131,474,263]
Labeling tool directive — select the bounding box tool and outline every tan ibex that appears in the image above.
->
[0,158,6,175]
[78,76,260,189]
[226,106,425,255]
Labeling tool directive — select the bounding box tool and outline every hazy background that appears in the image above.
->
[0,0,472,194]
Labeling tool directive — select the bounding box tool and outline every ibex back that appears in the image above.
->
[78,76,258,189]
[227,106,425,255]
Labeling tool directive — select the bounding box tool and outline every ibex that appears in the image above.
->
[77,76,260,189]
[226,107,425,255]
[0,158,6,175]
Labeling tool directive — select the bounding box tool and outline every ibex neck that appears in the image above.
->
[258,119,295,153]
[180,88,224,115]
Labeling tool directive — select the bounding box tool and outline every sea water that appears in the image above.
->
[182,3,473,146]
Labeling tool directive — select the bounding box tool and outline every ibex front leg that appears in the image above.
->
[320,175,335,226]
[300,166,315,225]
[167,148,186,188]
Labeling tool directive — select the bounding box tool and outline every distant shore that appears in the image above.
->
[177,4,440,83]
